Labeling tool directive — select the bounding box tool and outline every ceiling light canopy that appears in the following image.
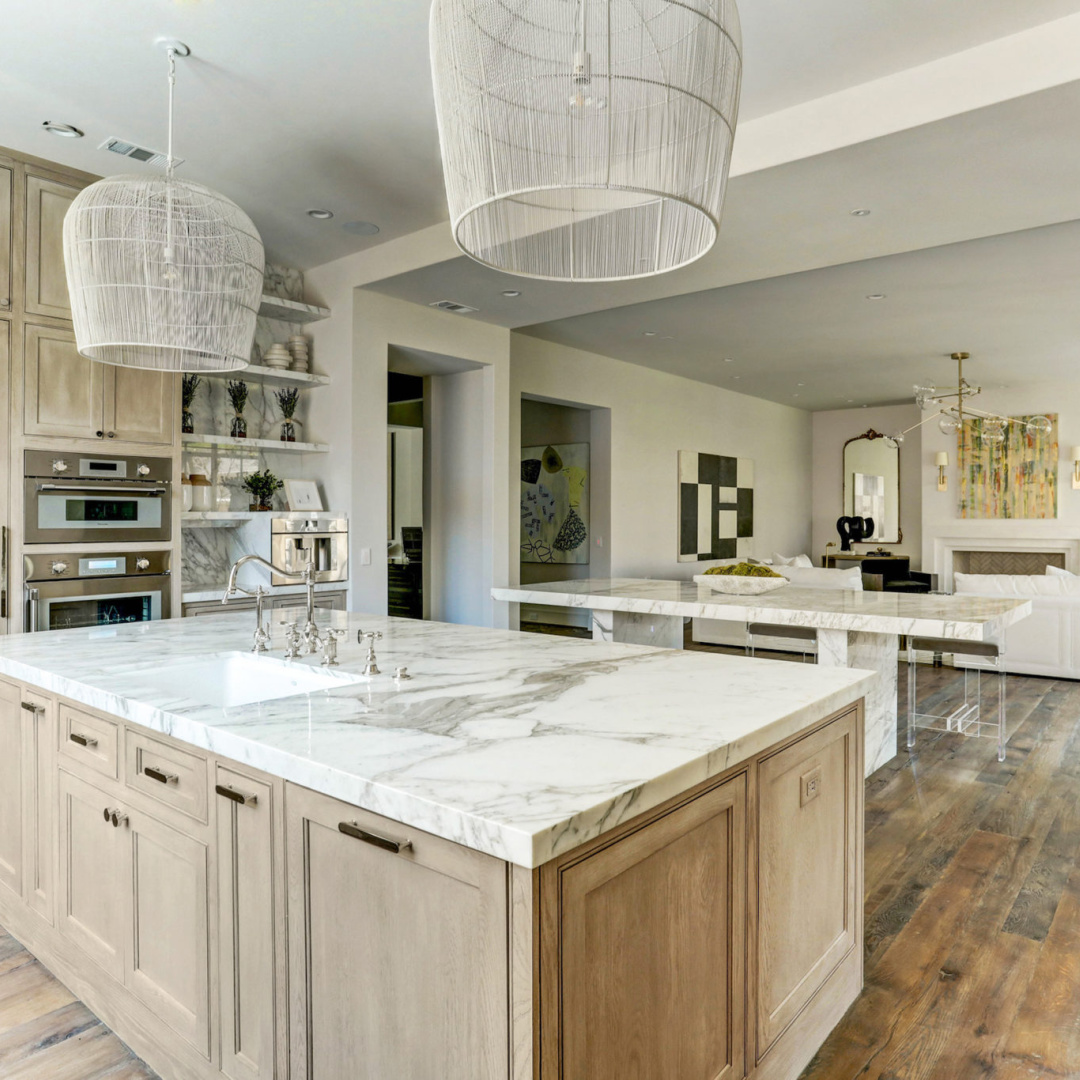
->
[42,121,83,138]
[430,0,742,283]
[63,43,264,372]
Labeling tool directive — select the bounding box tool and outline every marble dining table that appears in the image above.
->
[492,578,1033,775]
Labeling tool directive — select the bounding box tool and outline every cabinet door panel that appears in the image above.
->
[23,323,105,439]
[25,173,81,320]
[128,808,211,1057]
[217,767,280,1080]
[22,691,55,923]
[0,164,11,312]
[757,711,860,1055]
[553,772,747,1080]
[57,769,127,980]
[0,679,24,897]
[286,784,508,1080]
[105,366,175,445]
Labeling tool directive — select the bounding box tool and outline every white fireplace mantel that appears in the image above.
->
[934,535,1080,591]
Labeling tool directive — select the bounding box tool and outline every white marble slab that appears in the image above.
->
[493,578,1032,641]
[0,613,872,869]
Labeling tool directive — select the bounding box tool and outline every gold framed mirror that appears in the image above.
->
[842,429,902,544]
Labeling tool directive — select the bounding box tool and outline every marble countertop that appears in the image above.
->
[493,578,1032,641]
[182,580,347,604]
[0,613,873,868]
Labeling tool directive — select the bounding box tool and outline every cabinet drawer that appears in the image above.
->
[125,732,208,823]
[59,706,119,779]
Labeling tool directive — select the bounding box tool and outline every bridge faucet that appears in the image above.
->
[223,555,321,654]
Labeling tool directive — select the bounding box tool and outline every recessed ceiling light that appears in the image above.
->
[723,357,734,363]
[850,208,871,217]
[797,382,804,386]
[342,220,379,236]
[501,290,521,297]
[306,209,334,220]
[643,331,657,337]
[42,121,83,138]
[733,375,741,380]
[865,293,886,300]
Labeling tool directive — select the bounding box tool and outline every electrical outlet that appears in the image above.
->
[360,547,371,566]
[800,764,823,807]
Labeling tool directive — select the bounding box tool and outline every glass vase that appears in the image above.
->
[181,409,194,435]
[230,412,247,439]
[280,420,296,442]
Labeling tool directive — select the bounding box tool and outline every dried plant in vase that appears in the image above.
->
[227,379,248,438]
[276,387,301,442]
[180,374,201,434]
[242,469,283,511]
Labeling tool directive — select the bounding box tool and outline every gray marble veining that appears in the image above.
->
[0,614,872,868]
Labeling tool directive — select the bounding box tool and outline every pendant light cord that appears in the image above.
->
[164,47,176,268]
[166,47,176,180]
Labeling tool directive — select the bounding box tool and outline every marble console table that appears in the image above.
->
[493,578,1032,775]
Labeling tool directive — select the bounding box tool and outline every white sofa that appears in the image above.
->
[691,564,862,652]
[952,572,1080,680]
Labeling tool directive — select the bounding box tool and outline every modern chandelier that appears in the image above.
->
[63,41,264,372]
[429,0,743,282]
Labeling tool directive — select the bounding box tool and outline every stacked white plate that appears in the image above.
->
[264,344,292,369]
[288,334,310,372]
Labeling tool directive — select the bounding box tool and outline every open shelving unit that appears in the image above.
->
[182,433,329,454]
[257,294,331,323]
[230,363,330,387]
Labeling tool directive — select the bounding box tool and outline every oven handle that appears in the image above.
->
[25,587,39,634]
[36,484,169,495]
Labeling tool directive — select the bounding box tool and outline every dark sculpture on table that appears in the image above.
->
[836,516,875,552]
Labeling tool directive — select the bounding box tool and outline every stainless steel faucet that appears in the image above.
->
[223,554,321,655]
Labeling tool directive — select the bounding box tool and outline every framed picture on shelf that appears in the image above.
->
[283,479,323,512]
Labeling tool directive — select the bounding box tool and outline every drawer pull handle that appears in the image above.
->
[20,701,44,715]
[215,784,257,807]
[144,765,178,785]
[338,821,412,854]
[69,731,98,748]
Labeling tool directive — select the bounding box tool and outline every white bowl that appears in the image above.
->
[693,574,789,595]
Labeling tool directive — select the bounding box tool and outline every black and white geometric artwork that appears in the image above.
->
[677,450,754,563]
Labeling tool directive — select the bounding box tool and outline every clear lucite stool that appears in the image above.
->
[747,623,817,663]
[906,636,1007,762]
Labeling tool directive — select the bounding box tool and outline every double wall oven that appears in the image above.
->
[23,451,173,632]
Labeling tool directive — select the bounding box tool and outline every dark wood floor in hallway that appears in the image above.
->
[3,644,1080,1079]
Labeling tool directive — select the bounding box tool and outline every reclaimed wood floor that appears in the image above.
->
[3,645,1079,1079]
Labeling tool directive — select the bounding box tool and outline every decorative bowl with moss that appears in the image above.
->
[693,562,789,595]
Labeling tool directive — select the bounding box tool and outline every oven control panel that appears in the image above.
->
[24,551,171,583]
[24,450,172,484]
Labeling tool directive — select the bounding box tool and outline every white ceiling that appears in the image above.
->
[2,0,1079,267]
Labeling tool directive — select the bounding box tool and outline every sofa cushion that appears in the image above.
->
[1046,564,1074,578]
[775,565,863,591]
[772,552,814,568]
[954,572,1080,597]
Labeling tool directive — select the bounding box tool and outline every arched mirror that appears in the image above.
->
[842,429,902,544]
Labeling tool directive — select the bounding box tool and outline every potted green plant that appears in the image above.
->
[242,469,283,512]
[276,387,300,442]
[181,374,201,435]
[227,379,248,439]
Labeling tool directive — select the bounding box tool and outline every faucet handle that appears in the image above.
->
[283,621,302,660]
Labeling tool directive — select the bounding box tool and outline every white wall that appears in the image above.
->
[920,381,1080,577]
[508,335,813,596]
[812,404,923,566]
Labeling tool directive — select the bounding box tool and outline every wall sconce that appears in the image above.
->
[935,451,949,491]
[1071,446,1080,490]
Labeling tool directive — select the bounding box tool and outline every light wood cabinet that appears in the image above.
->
[541,771,748,1080]
[0,164,11,312]
[23,321,175,444]
[756,711,860,1060]
[24,173,81,321]
[216,766,283,1080]
[57,768,127,980]
[285,783,509,1080]
[21,688,56,924]
[0,678,24,897]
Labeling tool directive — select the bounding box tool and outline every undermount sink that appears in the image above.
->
[143,651,364,708]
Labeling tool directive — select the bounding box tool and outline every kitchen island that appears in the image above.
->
[493,577,1032,775]
[0,612,872,1080]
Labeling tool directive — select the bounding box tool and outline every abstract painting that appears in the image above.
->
[678,450,754,562]
[521,443,590,563]
[958,414,1058,519]
[853,473,885,540]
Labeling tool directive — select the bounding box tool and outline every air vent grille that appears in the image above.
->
[429,300,478,314]
[98,137,182,170]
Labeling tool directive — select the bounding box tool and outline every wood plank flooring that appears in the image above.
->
[4,641,1080,1079]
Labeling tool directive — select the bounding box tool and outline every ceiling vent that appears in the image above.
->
[98,137,181,170]
[429,299,478,314]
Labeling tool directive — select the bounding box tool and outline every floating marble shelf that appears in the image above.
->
[257,294,331,323]
[181,433,330,454]
[181,512,256,528]
[208,364,329,388]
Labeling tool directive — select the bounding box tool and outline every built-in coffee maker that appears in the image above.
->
[269,518,348,586]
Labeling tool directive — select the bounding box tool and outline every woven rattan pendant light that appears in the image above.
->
[63,42,264,372]
[430,0,742,282]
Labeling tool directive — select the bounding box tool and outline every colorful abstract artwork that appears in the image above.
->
[958,414,1058,519]
[521,443,590,563]
[678,450,754,562]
